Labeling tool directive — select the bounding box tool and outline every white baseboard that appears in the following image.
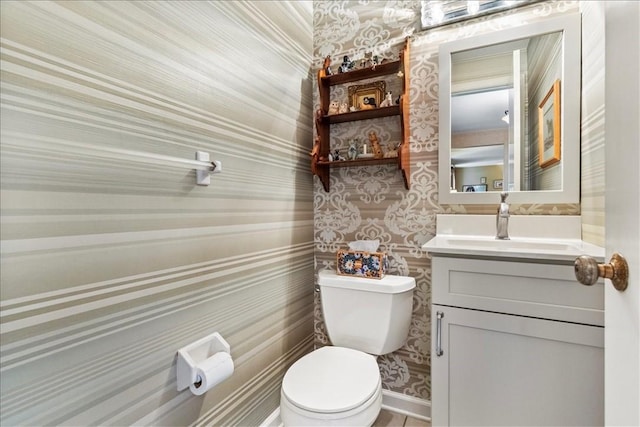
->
[260,392,431,426]
[260,407,282,427]
[381,390,431,421]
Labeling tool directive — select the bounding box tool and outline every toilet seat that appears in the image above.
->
[282,346,380,412]
[280,346,382,426]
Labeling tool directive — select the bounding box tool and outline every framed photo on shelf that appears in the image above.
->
[348,81,385,110]
[462,184,487,192]
[493,179,503,189]
[538,79,561,168]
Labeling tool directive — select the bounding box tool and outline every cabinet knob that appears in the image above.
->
[574,252,629,291]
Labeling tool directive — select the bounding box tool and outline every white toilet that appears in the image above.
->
[280,270,416,426]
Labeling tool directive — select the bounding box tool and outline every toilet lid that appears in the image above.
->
[282,346,381,413]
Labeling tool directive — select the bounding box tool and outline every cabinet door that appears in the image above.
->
[431,305,604,427]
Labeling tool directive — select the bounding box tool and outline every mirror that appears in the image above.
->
[439,13,581,204]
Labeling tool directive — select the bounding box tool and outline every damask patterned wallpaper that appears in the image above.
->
[312,0,603,402]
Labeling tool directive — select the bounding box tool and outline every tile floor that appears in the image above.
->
[373,409,431,427]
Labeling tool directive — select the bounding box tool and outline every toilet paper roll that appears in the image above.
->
[189,351,234,396]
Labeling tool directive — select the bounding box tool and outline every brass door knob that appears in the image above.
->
[574,252,629,291]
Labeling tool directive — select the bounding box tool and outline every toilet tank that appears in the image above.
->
[318,270,416,355]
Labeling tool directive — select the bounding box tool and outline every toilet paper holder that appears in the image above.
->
[176,332,231,391]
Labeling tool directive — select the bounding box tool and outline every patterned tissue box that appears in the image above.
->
[336,249,388,279]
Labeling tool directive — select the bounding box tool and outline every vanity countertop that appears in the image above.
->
[422,214,605,262]
[423,234,604,262]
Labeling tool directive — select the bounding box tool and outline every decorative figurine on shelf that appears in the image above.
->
[380,91,393,107]
[371,55,381,70]
[361,52,374,68]
[395,95,401,105]
[338,102,349,114]
[328,100,340,115]
[384,142,399,158]
[368,131,384,159]
[347,138,360,160]
[361,141,370,157]
[331,149,345,161]
[323,55,333,75]
[360,97,377,110]
[339,56,356,73]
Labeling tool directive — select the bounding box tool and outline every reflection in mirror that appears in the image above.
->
[451,88,509,193]
[450,31,563,193]
[438,14,581,204]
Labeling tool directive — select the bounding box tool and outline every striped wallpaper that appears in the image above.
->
[1,1,314,426]
[579,1,606,247]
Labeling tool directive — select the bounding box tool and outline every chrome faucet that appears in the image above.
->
[496,192,510,240]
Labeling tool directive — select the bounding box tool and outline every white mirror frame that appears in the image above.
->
[438,13,581,205]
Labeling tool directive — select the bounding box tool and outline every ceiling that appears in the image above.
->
[451,88,510,168]
[451,88,510,133]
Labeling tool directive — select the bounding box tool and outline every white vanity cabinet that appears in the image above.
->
[430,255,604,427]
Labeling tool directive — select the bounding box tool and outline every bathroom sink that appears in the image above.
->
[422,215,605,262]
[423,235,604,262]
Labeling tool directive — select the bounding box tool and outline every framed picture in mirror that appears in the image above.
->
[462,184,487,192]
[539,79,561,168]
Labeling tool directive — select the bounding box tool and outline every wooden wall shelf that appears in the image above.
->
[310,38,411,192]
[318,157,399,168]
[323,106,400,124]
[321,60,402,85]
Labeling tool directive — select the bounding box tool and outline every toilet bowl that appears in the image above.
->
[280,271,416,426]
[280,346,382,427]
